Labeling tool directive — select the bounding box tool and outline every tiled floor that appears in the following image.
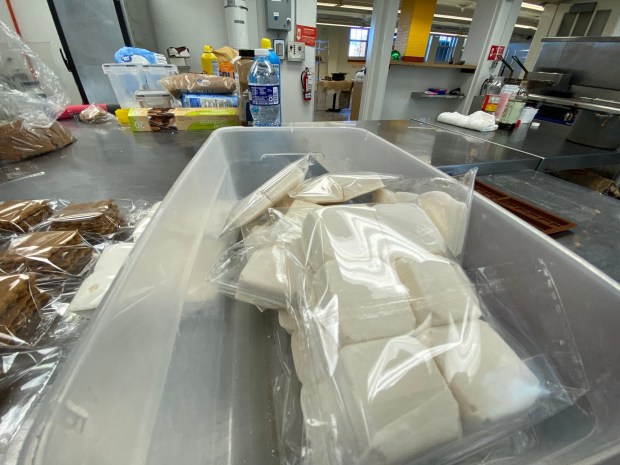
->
[313,109,351,122]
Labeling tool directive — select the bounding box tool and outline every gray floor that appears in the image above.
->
[313,109,351,122]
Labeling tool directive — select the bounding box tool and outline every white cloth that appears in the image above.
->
[437,111,498,132]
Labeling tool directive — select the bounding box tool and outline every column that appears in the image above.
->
[358,0,400,120]
[395,0,437,62]
[459,0,522,114]
[523,4,560,74]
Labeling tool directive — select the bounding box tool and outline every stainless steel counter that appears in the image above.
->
[480,170,620,283]
[415,118,620,171]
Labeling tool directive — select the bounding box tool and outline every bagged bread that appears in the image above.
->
[159,73,236,98]
[290,172,400,204]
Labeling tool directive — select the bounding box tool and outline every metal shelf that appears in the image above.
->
[411,92,464,99]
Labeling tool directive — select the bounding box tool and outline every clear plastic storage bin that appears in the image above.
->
[13,128,620,465]
[102,63,177,108]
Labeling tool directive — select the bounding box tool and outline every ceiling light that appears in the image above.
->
[317,2,338,6]
[430,31,468,37]
[521,2,544,12]
[341,4,374,11]
[316,22,368,28]
[515,24,537,30]
[433,14,472,21]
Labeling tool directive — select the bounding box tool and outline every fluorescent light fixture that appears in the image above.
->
[515,23,537,30]
[521,2,544,11]
[430,31,468,37]
[433,14,472,21]
[317,22,368,28]
[317,2,338,6]
[341,4,374,11]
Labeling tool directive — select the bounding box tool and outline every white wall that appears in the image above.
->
[381,66,473,120]
[0,0,82,104]
[279,0,316,123]
[316,25,365,80]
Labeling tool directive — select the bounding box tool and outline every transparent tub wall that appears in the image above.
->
[17,128,620,465]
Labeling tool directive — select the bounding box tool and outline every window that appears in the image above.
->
[349,28,368,59]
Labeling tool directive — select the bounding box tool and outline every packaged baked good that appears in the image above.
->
[159,73,236,98]
[0,120,75,162]
[0,274,49,345]
[0,230,93,275]
[49,200,125,236]
[0,199,53,234]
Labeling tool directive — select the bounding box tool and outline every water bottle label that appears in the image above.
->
[249,84,279,106]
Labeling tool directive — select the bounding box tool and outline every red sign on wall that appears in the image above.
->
[497,45,506,58]
[295,24,316,47]
[487,45,498,60]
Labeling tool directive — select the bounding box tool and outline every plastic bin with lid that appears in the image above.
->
[12,127,620,465]
[102,63,177,108]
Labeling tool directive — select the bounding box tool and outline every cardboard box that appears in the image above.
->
[128,108,239,131]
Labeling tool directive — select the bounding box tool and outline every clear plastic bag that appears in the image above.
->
[289,172,402,204]
[0,274,61,347]
[35,198,154,241]
[0,199,54,235]
[221,154,313,235]
[274,208,586,465]
[159,73,236,99]
[0,230,96,277]
[78,104,116,124]
[0,20,73,162]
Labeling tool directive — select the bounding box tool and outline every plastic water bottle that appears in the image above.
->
[248,48,280,126]
[261,38,282,125]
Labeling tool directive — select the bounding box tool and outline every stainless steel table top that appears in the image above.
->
[414,118,620,171]
[0,120,208,202]
[480,170,620,283]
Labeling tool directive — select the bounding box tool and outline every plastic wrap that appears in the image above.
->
[0,20,73,161]
[36,198,153,241]
[289,172,401,204]
[0,200,53,235]
[78,104,115,124]
[130,201,162,241]
[159,73,236,99]
[0,347,61,455]
[0,274,59,347]
[272,210,586,465]
[220,154,313,235]
[0,230,95,277]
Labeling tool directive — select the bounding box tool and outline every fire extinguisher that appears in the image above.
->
[301,67,313,101]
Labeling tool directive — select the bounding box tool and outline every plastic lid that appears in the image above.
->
[204,45,213,53]
[115,108,129,125]
[239,49,255,57]
[255,48,269,56]
[261,38,272,49]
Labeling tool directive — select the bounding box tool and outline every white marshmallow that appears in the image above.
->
[70,243,134,311]
[235,245,287,309]
[417,191,467,258]
[394,256,481,328]
[301,205,384,272]
[339,336,462,463]
[373,203,447,257]
[424,320,541,432]
[221,157,309,234]
[291,173,391,204]
[371,188,398,204]
[393,191,419,203]
[278,309,297,333]
[310,260,415,347]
